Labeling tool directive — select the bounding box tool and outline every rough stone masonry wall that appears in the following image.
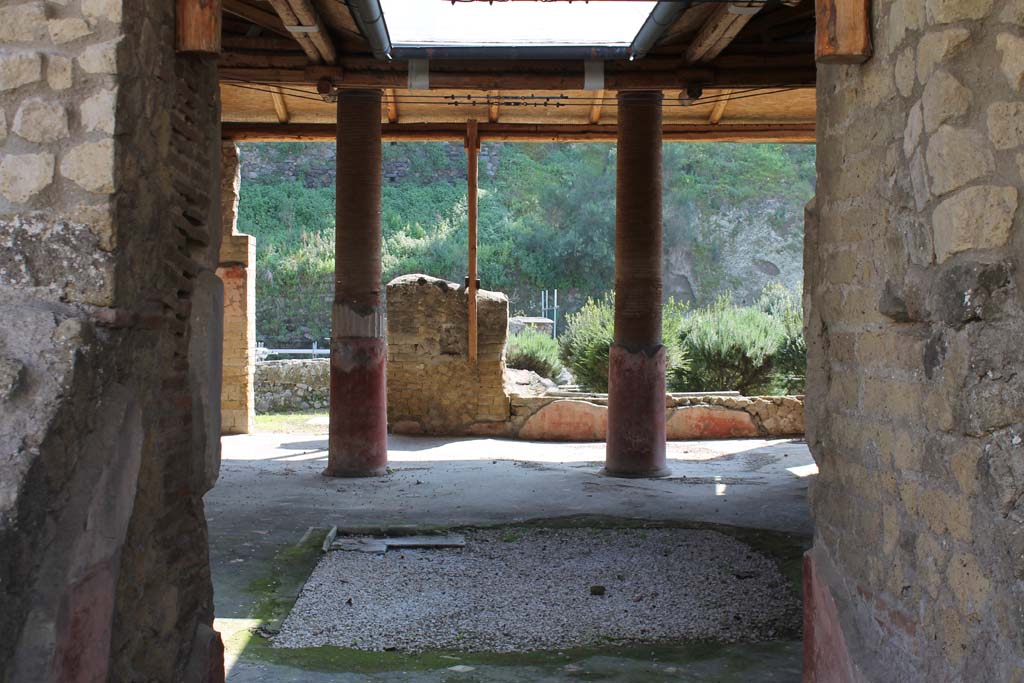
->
[387,274,511,435]
[0,2,224,681]
[805,1,1024,680]
[218,143,256,435]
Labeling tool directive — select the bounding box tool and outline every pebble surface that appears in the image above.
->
[272,527,801,652]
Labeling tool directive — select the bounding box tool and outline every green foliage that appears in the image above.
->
[758,283,807,393]
[559,294,615,392]
[236,141,815,348]
[670,295,782,395]
[559,295,690,393]
[506,328,564,380]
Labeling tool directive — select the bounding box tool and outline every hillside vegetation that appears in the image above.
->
[237,142,814,347]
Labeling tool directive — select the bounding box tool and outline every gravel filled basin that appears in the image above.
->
[272,527,801,653]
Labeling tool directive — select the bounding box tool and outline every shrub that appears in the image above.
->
[559,295,690,393]
[669,295,784,395]
[559,294,615,391]
[507,328,564,380]
[757,283,806,393]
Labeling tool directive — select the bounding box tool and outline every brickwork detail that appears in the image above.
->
[806,1,1024,680]
[218,143,256,435]
[387,274,511,434]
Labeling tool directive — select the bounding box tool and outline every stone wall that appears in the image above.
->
[387,274,512,435]
[255,359,329,413]
[0,1,223,681]
[218,143,255,435]
[806,1,1024,680]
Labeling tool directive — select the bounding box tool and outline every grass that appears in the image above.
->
[254,411,327,434]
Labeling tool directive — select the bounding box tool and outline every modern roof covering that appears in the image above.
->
[380,0,656,48]
[219,0,817,142]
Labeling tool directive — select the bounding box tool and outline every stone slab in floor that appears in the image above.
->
[272,527,801,653]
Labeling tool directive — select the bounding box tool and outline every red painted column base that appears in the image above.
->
[803,551,855,682]
[604,343,669,478]
[325,337,388,477]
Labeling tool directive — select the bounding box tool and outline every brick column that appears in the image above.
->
[325,90,388,477]
[217,143,256,435]
[604,91,668,478]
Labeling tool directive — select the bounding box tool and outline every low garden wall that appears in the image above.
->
[254,359,328,413]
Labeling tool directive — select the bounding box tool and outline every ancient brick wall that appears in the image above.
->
[806,1,1024,680]
[218,143,256,435]
[0,1,223,681]
[387,274,512,435]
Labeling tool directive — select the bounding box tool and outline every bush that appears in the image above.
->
[757,283,806,393]
[669,295,784,395]
[559,294,615,391]
[507,328,564,380]
[559,295,690,393]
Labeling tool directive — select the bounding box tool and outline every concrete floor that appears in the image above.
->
[207,430,815,681]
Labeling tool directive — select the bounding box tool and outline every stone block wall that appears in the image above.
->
[0,1,223,681]
[387,274,511,435]
[806,1,1024,680]
[218,143,256,435]
[255,359,329,413]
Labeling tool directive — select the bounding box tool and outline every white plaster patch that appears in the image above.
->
[47,17,92,44]
[932,186,1019,261]
[78,38,119,74]
[996,33,1024,90]
[61,139,115,194]
[0,2,47,42]
[80,88,116,134]
[0,52,43,92]
[0,152,54,203]
[926,125,995,196]
[12,98,68,143]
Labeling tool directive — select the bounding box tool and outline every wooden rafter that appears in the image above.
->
[588,89,605,125]
[686,1,764,64]
[708,89,734,124]
[285,0,337,64]
[385,88,399,124]
[266,0,322,63]
[222,0,292,39]
[223,122,816,144]
[488,91,500,123]
[270,86,290,123]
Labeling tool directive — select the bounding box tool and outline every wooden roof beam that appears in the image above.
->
[385,88,399,124]
[266,0,323,63]
[222,121,816,144]
[685,2,764,65]
[488,91,500,123]
[222,0,292,39]
[708,89,734,124]
[270,86,290,123]
[589,89,605,125]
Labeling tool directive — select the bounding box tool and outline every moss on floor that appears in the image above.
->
[225,517,808,676]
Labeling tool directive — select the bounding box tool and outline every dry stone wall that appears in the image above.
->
[255,359,329,413]
[0,1,223,681]
[806,1,1024,680]
[387,274,512,435]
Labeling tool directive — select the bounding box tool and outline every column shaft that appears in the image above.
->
[605,90,668,478]
[326,89,388,477]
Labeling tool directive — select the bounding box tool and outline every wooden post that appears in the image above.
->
[465,119,480,364]
[177,0,222,54]
[816,0,872,64]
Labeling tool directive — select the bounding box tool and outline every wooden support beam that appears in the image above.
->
[222,0,292,39]
[223,121,817,144]
[685,2,763,65]
[464,119,481,364]
[816,0,872,64]
[285,0,338,65]
[270,86,290,123]
[176,0,221,54]
[708,89,734,124]
[589,89,605,125]
[267,0,322,63]
[219,64,816,90]
[488,91,500,123]
[384,88,399,124]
